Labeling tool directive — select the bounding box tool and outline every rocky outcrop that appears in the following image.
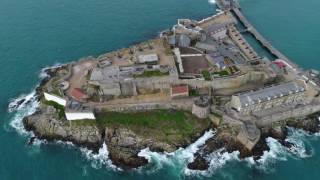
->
[23,105,211,169]
[105,128,157,169]
[187,125,289,171]
[286,116,320,133]
[23,107,103,152]
[104,126,210,169]
[187,156,209,170]
[187,116,320,171]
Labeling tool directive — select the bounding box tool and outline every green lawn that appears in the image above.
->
[201,70,212,81]
[72,110,211,144]
[189,89,199,97]
[43,100,65,119]
[213,69,230,76]
[133,70,169,78]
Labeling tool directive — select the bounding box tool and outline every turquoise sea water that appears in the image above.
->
[1,0,320,179]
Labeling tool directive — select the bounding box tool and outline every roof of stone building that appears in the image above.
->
[100,82,121,96]
[236,81,306,106]
[70,88,87,102]
[195,39,217,52]
[66,100,91,112]
[90,66,120,82]
[272,61,286,69]
[206,24,227,34]
[138,54,159,64]
[178,34,191,47]
[171,85,189,95]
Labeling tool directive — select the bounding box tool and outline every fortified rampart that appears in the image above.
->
[211,71,269,89]
[95,99,194,112]
[134,71,269,93]
[256,102,320,127]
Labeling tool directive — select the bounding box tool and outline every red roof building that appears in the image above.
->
[272,61,286,69]
[70,88,88,102]
[171,85,189,98]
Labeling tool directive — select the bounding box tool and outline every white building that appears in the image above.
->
[44,92,67,106]
[230,81,306,115]
[138,54,159,64]
[65,111,96,121]
[90,66,120,82]
[65,101,96,121]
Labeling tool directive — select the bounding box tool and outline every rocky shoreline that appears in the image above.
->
[23,103,320,171]
[187,116,320,171]
[23,109,211,169]
[18,65,320,171]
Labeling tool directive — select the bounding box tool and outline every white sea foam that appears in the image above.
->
[30,138,118,171]
[7,64,61,134]
[137,130,215,174]
[186,148,240,177]
[208,0,216,4]
[179,129,216,161]
[80,143,119,171]
[244,128,314,172]
[86,127,316,176]
[7,64,120,171]
[258,138,287,164]
[8,92,39,135]
[285,127,313,158]
[8,91,37,113]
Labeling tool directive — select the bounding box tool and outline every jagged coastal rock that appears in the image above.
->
[23,107,211,169]
[23,107,103,151]
[187,116,320,170]
[23,79,212,169]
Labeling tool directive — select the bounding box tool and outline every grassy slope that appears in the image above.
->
[73,110,211,144]
[43,100,65,118]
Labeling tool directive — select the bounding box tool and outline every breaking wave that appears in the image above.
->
[8,91,37,113]
[7,63,65,134]
[80,143,119,171]
[30,138,119,171]
[208,0,216,4]
[244,137,289,173]
[245,128,314,173]
[186,149,240,177]
[6,63,120,171]
[137,130,216,174]
[285,127,314,158]
[8,91,39,135]
[137,126,318,176]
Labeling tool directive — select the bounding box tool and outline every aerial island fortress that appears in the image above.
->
[23,0,320,170]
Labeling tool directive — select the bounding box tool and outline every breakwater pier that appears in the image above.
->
[216,0,298,70]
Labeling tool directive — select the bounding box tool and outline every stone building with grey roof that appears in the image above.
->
[230,80,306,115]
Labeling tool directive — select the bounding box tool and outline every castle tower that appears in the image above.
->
[192,96,211,119]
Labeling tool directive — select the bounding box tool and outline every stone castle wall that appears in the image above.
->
[134,71,269,93]
[256,103,320,127]
[192,104,210,119]
[95,100,194,113]
[211,71,269,89]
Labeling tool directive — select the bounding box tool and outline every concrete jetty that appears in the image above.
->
[231,8,297,68]
[216,0,298,71]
